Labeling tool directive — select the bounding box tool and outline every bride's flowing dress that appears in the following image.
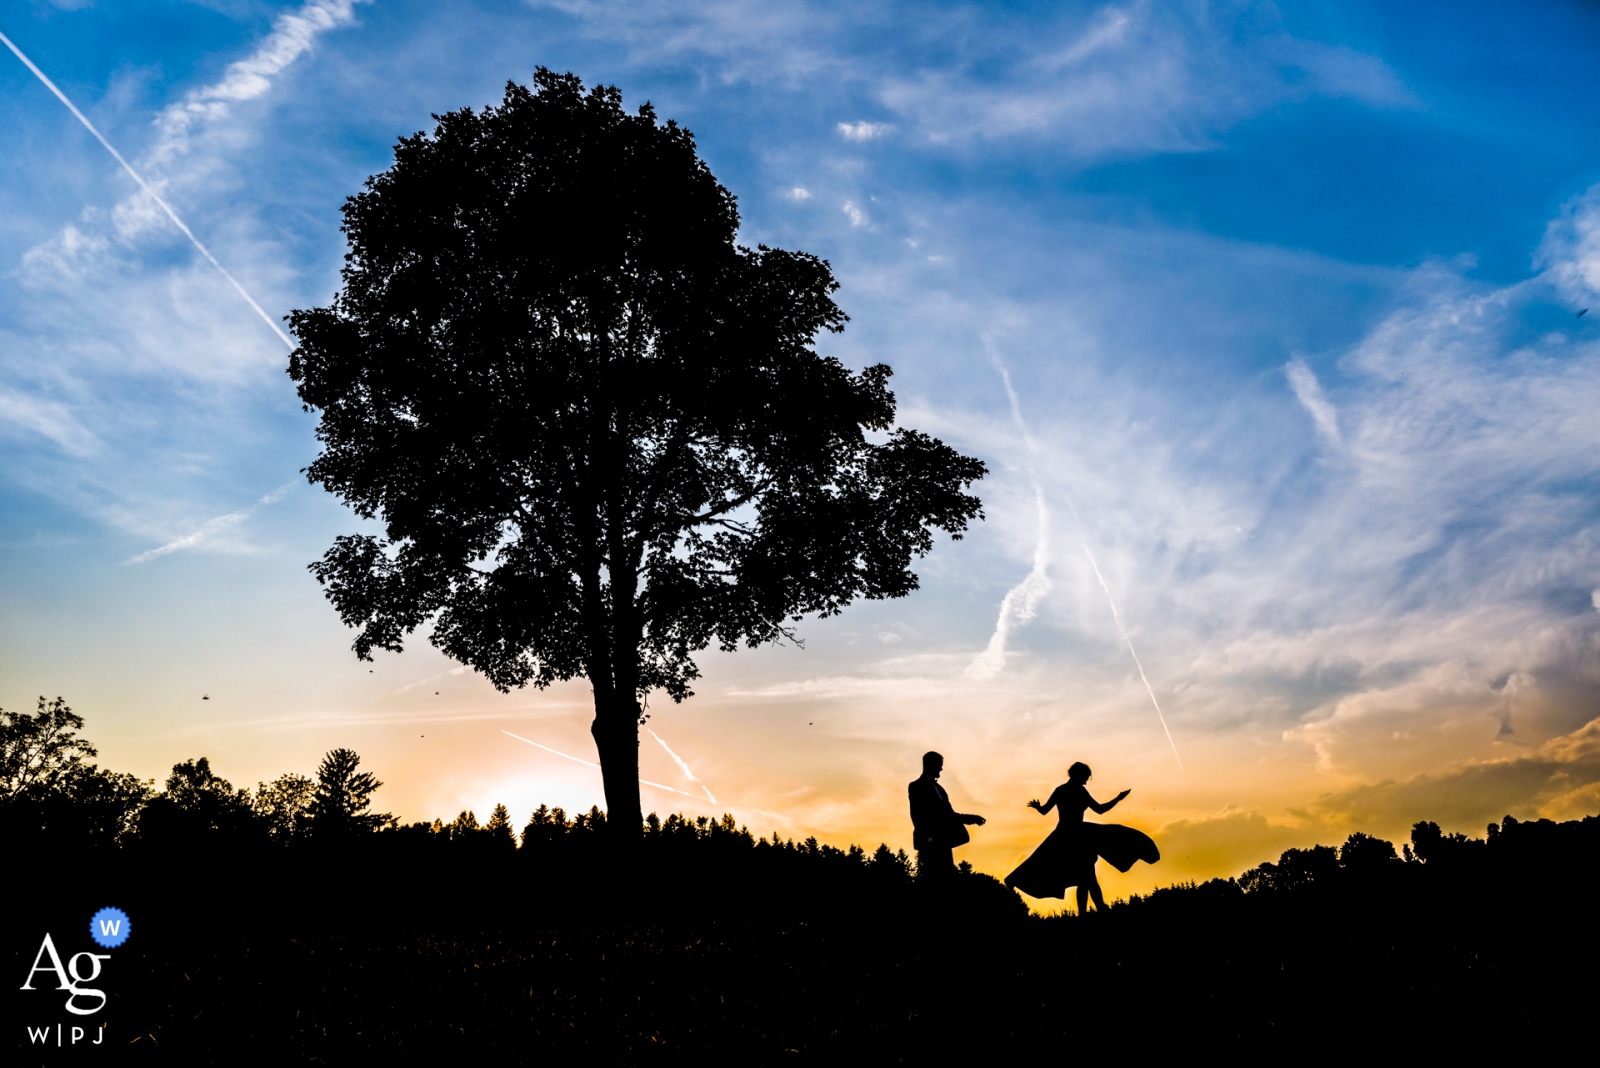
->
[1005,782,1160,899]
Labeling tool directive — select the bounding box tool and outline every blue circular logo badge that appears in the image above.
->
[89,907,130,949]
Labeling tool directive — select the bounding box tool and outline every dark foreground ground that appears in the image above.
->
[6,854,1591,1064]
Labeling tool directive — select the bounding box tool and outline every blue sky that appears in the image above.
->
[4,0,1600,899]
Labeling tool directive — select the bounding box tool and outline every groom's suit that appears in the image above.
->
[908,775,978,874]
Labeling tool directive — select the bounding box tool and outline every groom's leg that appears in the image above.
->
[916,846,954,879]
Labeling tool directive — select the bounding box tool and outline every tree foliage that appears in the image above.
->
[307,747,392,835]
[255,773,317,840]
[0,696,98,798]
[139,756,259,840]
[0,697,152,844]
[287,69,986,832]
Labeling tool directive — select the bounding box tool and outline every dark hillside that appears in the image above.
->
[6,808,1596,1062]
[4,710,1594,1061]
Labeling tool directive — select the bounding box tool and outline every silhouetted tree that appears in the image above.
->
[254,773,316,840]
[522,804,571,849]
[0,698,153,847]
[1338,831,1398,871]
[1240,844,1340,893]
[0,696,97,797]
[485,803,515,849]
[869,842,914,879]
[160,757,257,832]
[288,69,986,839]
[3,764,151,847]
[305,748,391,835]
[137,757,258,846]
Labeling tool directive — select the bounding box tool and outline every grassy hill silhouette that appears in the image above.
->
[4,711,1594,1060]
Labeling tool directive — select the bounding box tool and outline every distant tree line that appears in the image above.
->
[1,697,952,916]
[0,697,392,848]
[1101,815,1600,920]
[8,696,1596,921]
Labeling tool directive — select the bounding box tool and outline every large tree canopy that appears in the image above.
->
[289,70,985,836]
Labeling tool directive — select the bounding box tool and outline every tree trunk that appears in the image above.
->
[590,687,642,841]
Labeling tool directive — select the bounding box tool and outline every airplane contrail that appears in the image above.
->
[981,343,1178,769]
[501,730,705,800]
[1082,546,1184,772]
[0,29,294,350]
[646,728,717,804]
[966,352,1053,679]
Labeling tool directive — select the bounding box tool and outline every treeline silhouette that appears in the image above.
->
[1,697,1016,923]
[5,697,1594,1061]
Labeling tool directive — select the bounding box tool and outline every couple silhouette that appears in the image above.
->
[908,752,1160,912]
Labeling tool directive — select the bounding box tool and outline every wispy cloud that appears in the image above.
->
[837,121,890,142]
[13,0,365,355]
[0,27,294,348]
[123,481,295,564]
[534,0,1413,157]
[1285,356,1341,446]
[0,386,96,455]
[142,0,369,180]
[741,181,1600,831]
[1,4,362,549]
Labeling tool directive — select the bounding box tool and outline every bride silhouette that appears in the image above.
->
[1004,762,1159,912]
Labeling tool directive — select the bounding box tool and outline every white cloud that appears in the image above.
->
[1537,184,1600,301]
[842,200,866,227]
[837,121,890,142]
[532,0,1413,157]
[787,186,812,200]
[0,386,97,455]
[66,0,368,249]
[1276,39,1416,109]
[1285,356,1341,446]
[872,2,1413,152]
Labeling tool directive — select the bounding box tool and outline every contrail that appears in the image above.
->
[501,730,704,800]
[1081,546,1184,772]
[964,482,1050,679]
[0,29,294,350]
[124,480,297,564]
[125,511,248,565]
[966,352,1053,679]
[646,728,717,804]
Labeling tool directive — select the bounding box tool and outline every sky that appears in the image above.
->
[3,0,1600,909]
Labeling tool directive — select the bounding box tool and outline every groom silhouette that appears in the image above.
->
[908,751,985,878]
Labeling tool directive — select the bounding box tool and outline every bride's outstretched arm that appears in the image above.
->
[1088,789,1132,815]
[1028,791,1059,815]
